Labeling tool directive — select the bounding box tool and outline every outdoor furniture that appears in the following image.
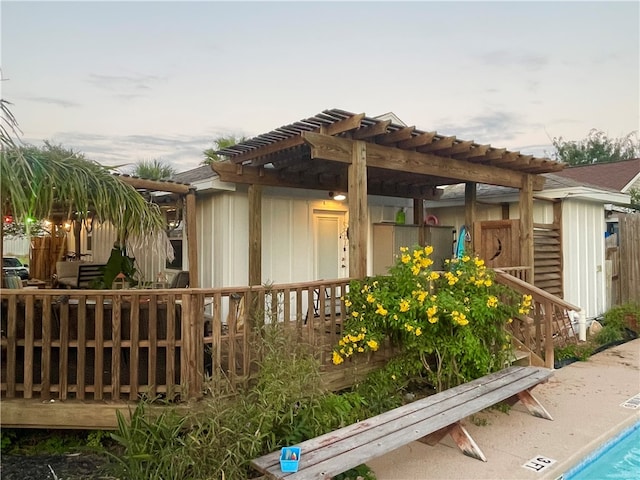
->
[169,271,189,288]
[57,262,106,289]
[250,366,553,479]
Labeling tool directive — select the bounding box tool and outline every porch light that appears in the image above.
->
[329,192,346,201]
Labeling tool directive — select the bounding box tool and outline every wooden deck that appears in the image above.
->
[1,273,571,429]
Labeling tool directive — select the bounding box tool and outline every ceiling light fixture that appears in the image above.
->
[329,191,346,201]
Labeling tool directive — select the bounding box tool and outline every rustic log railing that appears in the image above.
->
[495,269,581,368]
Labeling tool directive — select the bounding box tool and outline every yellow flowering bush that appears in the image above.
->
[333,246,533,391]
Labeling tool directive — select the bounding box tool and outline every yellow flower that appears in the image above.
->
[405,323,414,332]
[474,258,485,267]
[367,293,375,303]
[400,246,408,252]
[486,295,498,308]
[421,258,434,268]
[351,311,359,318]
[375,303,388,316]
[367,339,379,351]
[345,299,352,307]
[429,272,440,281]
[358,347,364,352]
[462,255,470,262]
[428,316,438,324]
[399,300,410,312]
[415,327,422,336]
[416,291,427,303]
[424,245,434,256]
[332,351,344,365]
[411,264,421,275]
[484,279,493,287]
[401,254,411,264]
[507,318,513,323]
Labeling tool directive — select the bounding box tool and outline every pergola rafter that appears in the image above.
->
[211,108,564,283]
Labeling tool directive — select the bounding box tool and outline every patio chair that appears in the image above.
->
[169,271,190,288]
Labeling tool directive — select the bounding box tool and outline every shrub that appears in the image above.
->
[334,247,530,391]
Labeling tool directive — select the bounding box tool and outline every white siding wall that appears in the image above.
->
[561,199,607,319]
[3,236,30,257]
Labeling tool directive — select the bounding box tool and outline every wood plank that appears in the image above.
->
[186,190,199,287]
[59,302,69,400]
[23,296,34,399]
[77,297,87,400]
[41,296,52,401]
[111,297,122,400]
[448,422,487,462]
[166,294,176,398]
[417,135,455,153]
[252,367,552,478]
[148,295,157,398]
[94,295,104,400]
[129,295,140,400]
[249,184,262,287]
[6,297,17,397]
[377,126,415,145]
[303,132,545,190]
[352,120,390,140]
[348,140,368,278]
[398,131,436,149]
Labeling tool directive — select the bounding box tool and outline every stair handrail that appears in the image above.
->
[494,268,583,368]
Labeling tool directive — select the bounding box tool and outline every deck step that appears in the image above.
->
[509,348,531,367]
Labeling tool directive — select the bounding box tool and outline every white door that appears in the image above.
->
[314,210,348,280]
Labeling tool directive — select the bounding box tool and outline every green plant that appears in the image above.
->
[334,463,377,480]
[1,429,17,452]
[555,343,595,362]
[335,247,529,391]
[471,415,489,427]
[603,303,640,333]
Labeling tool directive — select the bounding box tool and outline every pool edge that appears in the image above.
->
[543,414,640,480]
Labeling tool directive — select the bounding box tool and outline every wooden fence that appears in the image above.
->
[618,214,640,304]
[1,279,399,404]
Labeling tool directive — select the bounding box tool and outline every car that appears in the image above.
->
[3,257,29,280]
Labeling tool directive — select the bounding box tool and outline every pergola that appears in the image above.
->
[212,108,564,285]
[110,175,199,287]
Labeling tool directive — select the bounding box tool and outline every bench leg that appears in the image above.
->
[505,388,554,420]
[418,422,487,462]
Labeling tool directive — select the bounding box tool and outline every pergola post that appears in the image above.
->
[185,188,198,287]
[248,184,262,286]
[465,182,477,255]
[348,141,368,278]
[519,174,534,276]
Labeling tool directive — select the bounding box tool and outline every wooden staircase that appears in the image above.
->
[495,269,582,369]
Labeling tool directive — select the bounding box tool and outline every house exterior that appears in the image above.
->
[551,158,640,238]
[424,174,632,320]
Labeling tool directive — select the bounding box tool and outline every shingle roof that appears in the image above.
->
[553,158,640,192]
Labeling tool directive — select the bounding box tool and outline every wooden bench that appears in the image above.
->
[250,365,553,479]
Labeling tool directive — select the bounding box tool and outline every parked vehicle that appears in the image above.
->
[3,257,29,280]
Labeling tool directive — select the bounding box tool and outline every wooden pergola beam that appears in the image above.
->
[302,132,545,190]
[118,176,191,194]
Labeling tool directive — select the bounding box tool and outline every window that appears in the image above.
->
[166,239,183,270]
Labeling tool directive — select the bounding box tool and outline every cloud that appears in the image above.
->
[479,50,549,70]
[23,130,213,173]
[86,73,166,99]
[436,111,526,143]
[23,96,80,108]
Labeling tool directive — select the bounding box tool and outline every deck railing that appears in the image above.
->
[495,269,581,368]
[2,270,576,407]
[1,278,395,402]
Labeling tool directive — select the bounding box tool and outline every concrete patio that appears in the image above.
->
[370,338,640,480]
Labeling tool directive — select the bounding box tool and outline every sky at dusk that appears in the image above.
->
[2,1,639,173]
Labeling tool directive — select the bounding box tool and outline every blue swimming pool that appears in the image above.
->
[563,421,640,480]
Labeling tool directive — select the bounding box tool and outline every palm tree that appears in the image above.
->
[202,134,247,164]
[130,158,176,180]
[1,99,169,261]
